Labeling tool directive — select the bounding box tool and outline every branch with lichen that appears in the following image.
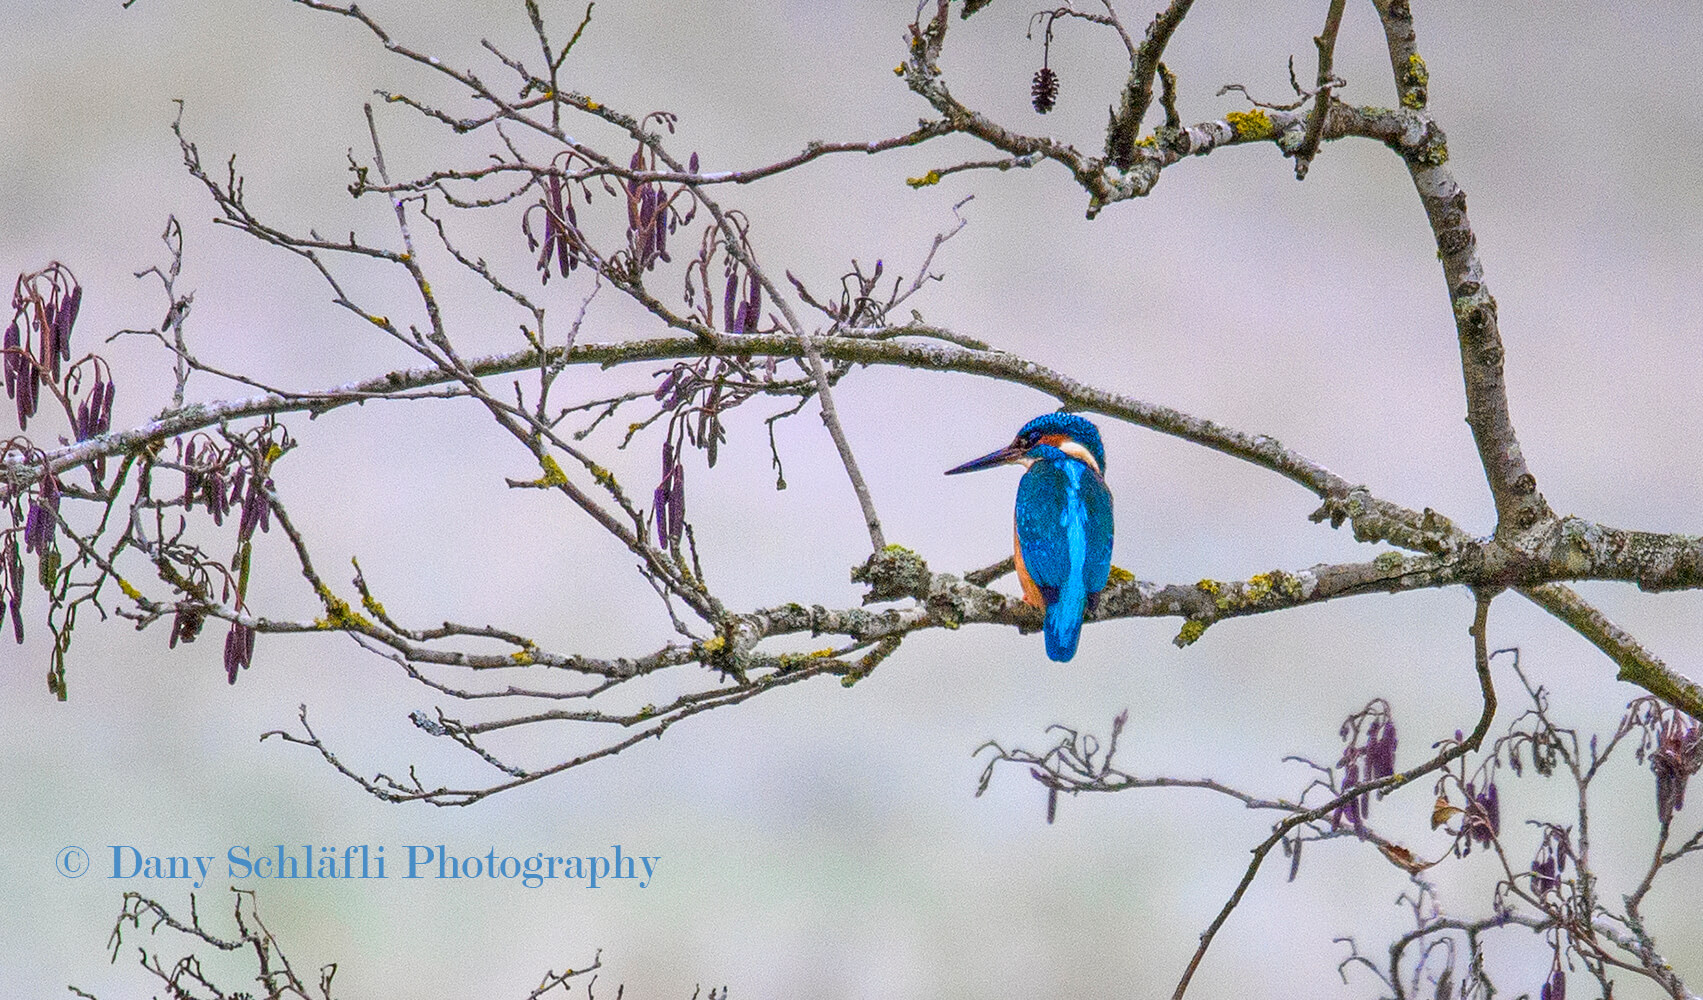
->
[887,0,1694,717]
[1362,0,1549,540]
[7,0,1697,805]
[197,531,1698,807]
[11,287,1703,726]
[905,0,1543,528]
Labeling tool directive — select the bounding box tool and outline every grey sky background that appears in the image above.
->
[4,1,1702,996]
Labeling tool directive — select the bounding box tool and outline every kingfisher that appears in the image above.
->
[946,412,1114,662]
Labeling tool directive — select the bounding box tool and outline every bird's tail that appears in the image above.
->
[1043,580,1088,662]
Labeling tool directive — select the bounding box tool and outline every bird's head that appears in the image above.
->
[945,412,1106,477]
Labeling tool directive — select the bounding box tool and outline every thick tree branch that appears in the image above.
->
[1521,584,1703,721]
[1367,0,1548,535]
[903,0,1544,530]
[3,327,1449,553]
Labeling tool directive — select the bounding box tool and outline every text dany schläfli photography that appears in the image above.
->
[67,844,660,890]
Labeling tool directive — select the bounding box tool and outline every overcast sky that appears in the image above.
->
[4,2,1702,997]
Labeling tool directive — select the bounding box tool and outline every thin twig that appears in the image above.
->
[1293,0,1346,179]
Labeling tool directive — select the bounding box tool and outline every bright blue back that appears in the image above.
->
[1015,444,1114,661]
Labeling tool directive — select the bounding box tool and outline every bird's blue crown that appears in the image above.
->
[1018,412,1106,472]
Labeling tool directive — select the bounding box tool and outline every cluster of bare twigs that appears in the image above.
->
[1339,657,1702,1000]
[981,645,1701,998]
[75,890,339,1000]
[8,0,1703,993]
[76,889,727,1000]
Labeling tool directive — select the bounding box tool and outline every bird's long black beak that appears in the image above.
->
[945,441,1024,475]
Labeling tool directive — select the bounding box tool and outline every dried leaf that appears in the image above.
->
[1377,842,1435,873]
[1431,794,1462,829]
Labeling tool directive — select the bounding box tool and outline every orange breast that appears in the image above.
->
[1013,523,1045,608]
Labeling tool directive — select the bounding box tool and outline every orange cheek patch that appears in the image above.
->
[1037,433,1100,474]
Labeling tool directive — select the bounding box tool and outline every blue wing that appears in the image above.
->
[1016,451,1114,661]
[1082,468,1114,595]
[1015,461,1072,604]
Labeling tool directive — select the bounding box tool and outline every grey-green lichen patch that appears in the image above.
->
[1374,551,1407,572]
[1401,53,1430,109]
[1556,518,1598,576]
[1226,108,1276,141]
[851,544,932,603]
[1243,569,1305,603]
[1174,619,1208,647]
